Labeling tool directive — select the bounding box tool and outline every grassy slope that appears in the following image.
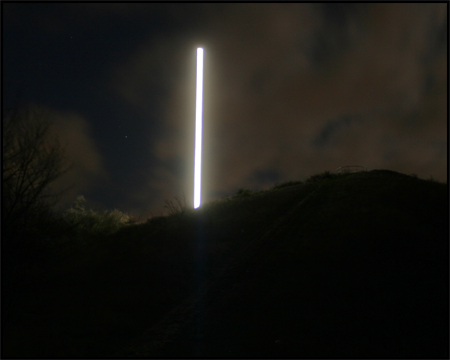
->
[2,170,448,358]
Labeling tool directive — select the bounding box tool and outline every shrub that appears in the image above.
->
[163,194,186,216]
[272,180,303,190]
[426,175,442,184]
[306,171,339,184]
[145,215,168,226]
[3,103,73,241]
[124,216,140,225]
[236,188,252,196]
[62,196,130,238]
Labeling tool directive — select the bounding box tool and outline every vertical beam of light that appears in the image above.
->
[194,47,204,209]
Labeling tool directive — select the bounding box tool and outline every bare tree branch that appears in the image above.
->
[163,193,186,216]
[2,103,74,237]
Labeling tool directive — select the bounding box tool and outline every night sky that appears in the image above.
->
[3,3,447,220]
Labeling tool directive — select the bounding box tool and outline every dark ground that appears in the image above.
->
[3,170,449,358]
[118,170,449,358]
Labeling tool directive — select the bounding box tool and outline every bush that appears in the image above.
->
[62,196,130,238]
[272,180,303,190]
[306,171,339,184]
[426,175,442,184]
[236,188,252,196]
[3,102,73,242]
[163,194,186,216]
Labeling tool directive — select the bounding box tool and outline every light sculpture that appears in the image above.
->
[193,47,204,209]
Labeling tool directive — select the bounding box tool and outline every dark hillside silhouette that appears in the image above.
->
[2,170,448,358]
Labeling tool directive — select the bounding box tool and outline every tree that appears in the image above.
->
[164,193,186,216]
[2,102,74,240]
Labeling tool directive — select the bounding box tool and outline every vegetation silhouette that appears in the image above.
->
[3,102,74,239]
[2,169,448,358]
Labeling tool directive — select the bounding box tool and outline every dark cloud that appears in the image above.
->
[247,169,285,190]
[312,115,357,149]
[4,3,447,218]
[109,3,447,216]
[36,106,108,211]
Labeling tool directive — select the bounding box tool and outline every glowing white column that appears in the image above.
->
[194,47,204,209]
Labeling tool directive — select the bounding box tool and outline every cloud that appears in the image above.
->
[312,115,357,149]
[112,3,447,213]
[36,106,109,211]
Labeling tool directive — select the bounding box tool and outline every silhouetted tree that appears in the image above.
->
[2,102,73,241]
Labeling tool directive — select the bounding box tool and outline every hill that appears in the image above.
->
[2,169,448,358]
